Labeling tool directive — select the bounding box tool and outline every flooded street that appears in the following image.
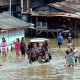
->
[0,38,80,80]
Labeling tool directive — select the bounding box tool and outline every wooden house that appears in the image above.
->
[31,1,80,37]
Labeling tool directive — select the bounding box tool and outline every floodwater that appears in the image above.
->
[0,38,80,80]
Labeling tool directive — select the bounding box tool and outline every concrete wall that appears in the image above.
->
[0,29,25,50]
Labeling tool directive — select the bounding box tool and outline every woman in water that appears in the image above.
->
[40,40,51,62]
[68,47,75,67]
[20,37,27,59]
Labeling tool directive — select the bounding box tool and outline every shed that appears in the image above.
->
[0,13,32,50]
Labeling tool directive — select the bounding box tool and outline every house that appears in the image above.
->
[31,0,80,37]
[0,13,33,50]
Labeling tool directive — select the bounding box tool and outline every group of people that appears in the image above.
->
[13,37,26,59]
[0,37,52,63]
[57,32,73,49]
[64,45,80,67]
[27,40,52,63]
[57,32,80,67]
[0,32,80,66]
[0,37,26,59]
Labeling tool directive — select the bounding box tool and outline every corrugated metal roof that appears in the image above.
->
[48,1,80,13]
[0,13,30,30]
[32,13,80,19]
[31,1,80,20]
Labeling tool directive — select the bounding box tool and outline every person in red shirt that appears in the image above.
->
[13,38,20,58]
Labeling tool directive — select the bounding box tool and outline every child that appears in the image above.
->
[1,37,8,58]
[57,32,63,49]
[35,42,41,54]
[13,38,20,58]
[65,50,69,67]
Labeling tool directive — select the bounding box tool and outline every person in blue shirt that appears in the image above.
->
[57,32,63,49]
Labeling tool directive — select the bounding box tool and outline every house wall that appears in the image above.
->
[0,29,25,50]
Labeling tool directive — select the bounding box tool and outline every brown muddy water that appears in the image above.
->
[0,38,80,80]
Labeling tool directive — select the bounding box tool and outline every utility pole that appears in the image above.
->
[21,0,32,14]
[27,0,32,14]
[21,0,23,14]
[9,0,11,16]
[27,0,29,13]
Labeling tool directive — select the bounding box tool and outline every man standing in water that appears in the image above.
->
[67,33,73,47]
[57,32,63,49]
